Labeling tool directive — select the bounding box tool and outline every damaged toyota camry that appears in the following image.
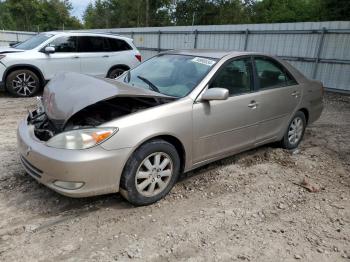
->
[17,50,323,206]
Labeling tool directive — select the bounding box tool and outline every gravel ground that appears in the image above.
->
[0,92,349,262]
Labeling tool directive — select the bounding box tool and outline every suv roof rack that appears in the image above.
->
[45,31,131,40]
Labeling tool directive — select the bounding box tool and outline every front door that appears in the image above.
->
[43,36,80,79]
[192,57,260,164]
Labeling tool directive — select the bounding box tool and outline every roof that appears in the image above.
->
[43,31,132,41]
[163,49,252,59]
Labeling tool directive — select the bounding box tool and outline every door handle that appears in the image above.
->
[72,56,79,59]
[102,55,109,58]
[291,91,300,97]
[248,100,258,109]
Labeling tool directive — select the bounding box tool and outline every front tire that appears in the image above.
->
[120,139,180,206]
[280,111,306,149]
[6,69,41,97]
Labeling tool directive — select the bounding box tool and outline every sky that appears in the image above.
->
[70,0,95,21]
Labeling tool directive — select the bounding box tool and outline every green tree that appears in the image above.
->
[0,1,15,30]
[83,0,111,29]
[250,0,322,23]
[82,0,350,29]
[216,0,251,24]
[0,0,82,31]
[38,0,82,30]
[173,0,250,26]
[1,0,348,31]
[321,0,350,21]
[83,0,172,29]
[174,0,214,26]
[5,0,42,31]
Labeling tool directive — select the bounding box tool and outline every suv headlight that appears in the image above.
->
[47,128,117,149]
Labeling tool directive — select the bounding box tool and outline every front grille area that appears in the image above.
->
[20,156,43,179]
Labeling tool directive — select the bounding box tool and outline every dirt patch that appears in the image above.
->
[0,92,349,261]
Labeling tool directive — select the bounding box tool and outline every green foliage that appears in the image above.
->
[251,0,323,23]
[0,0,82,31]
[0,2,16,30]
[0,0,348,31]
[38,0,82,31]
[321,0,350,21]
[83,0,173,29]
[173,0,251,26]
[83,0,349,28]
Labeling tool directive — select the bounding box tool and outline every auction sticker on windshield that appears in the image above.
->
[191,57,216,66]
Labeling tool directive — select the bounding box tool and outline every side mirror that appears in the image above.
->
[44,46,55,54]
[201,88,229,101]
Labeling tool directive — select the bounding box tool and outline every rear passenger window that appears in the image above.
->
[210,58,253,96]
[48,36,77,52]
[78,36,109,52]
[254,57,297,89]
[108,38,132,51]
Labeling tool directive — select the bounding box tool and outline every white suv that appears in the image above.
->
[0,32,141,97]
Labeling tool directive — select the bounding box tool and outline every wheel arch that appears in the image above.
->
[298,108,309,125]
[121,134,187,179]
[3,64,45,88]
[106,64,130,77]
[155,135,186,174]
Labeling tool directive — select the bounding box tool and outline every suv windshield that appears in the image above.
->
[14,33,53,50]
[124,54,217,98]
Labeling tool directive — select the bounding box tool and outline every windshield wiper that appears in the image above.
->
[137,75,160,93]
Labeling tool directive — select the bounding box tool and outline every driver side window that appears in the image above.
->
[48,36,77,52]
[210,57,253,96]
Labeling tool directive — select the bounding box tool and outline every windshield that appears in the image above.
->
[123,54,218,98]
[14,33,53,50]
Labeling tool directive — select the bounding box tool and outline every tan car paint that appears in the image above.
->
[17,50,323,197]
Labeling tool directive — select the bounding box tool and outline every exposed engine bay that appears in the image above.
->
[28,96,173,141]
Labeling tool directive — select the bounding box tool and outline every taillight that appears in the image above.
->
[135,54,142,62]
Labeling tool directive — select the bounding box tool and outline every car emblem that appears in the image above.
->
[25,146,32,156]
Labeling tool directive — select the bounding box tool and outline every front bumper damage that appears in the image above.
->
[17,120,133,197]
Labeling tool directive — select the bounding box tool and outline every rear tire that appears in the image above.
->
[6,69,41,97]
[107,68,127,79]
[120,139,180,206]
[280,111,306,149]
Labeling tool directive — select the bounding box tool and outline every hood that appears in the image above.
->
[0,46,24,54]
[43,72,170,126]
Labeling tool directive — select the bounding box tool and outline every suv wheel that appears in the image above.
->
[6,69,41,97]
[107,68,126,79]
[120,139,180,206]
[280,111,306,149]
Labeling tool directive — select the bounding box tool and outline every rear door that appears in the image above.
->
[78,36,110,76]
[43,36,80,79]
[252,56,301,145]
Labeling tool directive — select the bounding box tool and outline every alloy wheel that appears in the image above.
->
[112,71,124,78]
[11,72,37,96]
[288,116,304,145]
[109,69,125,79]
[135,152,173,197]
